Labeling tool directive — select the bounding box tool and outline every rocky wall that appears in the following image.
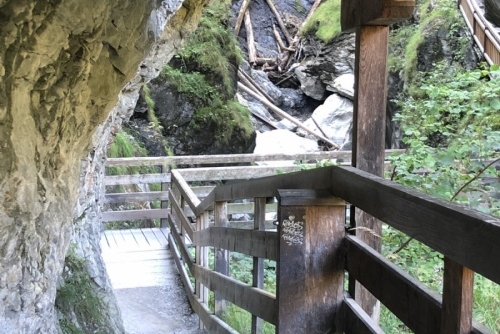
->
[0,0,207,332]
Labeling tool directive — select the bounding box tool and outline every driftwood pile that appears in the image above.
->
[233,0,339,150]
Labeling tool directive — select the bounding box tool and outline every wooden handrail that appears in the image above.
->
[459,0,500,64]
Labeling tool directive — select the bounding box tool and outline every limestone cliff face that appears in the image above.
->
[0,0,207,332]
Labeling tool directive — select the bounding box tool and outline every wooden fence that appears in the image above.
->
[459,0,500,65]
[164,164,500,333]
[101,150,401,223]
[102,151,499,333]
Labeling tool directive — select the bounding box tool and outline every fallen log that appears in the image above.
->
[273,24,295,52]
[234,0,252,36]
[238,69,277,105]
[237,82,340,149]
[264,0,294,46]
[244,11,257,65]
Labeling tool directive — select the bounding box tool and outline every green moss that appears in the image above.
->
[142,85,162,131]
[56,247,106,334]
[175,0,242,98]
[160,0,254,149]
[300,0,341,43]
[106,130,150,175]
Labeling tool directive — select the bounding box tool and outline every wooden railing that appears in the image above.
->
[101,150,401,223]
[459,0,500,65]
[166,165,499,333]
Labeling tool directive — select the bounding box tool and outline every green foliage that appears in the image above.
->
[222,304,275,334]
[300,0,341,43]
[56,246,106,334]
[386,64,500,332]
[142,85,162,131]
[161,0,253,148]
[174,0,242,98]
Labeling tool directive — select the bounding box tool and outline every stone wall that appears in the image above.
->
[0,0,207,332]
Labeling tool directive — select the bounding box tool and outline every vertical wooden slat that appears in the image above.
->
[160,164,170,228]
[276,190,345,334]
[351,25,389,321]
[252,197,266,334]
[441,257,474,334]
[196,211,210,330]
[214,201,229,317]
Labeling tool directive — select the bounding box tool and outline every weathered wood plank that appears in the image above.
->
[346,235,441,334]
[171,170,201,210]
[168,233,238,334]
[332,166,500,285]
[169,189,194,240]
[101,209,169,222]
[342,297,384,334]
[191,186,215,198]
[103,173,170,186]
[168,214,194,273]
[193,264,277,324]
[276,190,345,334]
[252,197,266,334]
[351,24,389,319]
[214,202,229,317]
[441,258,474,334]
[193,227,278,261]
[103,191,169,203]
[341,0,414,31]
[177,165,305,182]
[106,151,400,167]
[195,167,333,215]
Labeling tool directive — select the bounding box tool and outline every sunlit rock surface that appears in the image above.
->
[0,0,207,332]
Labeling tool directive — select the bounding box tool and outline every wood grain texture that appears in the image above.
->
[351,24,389,320]
[171,170,201,209]
[342,297,384,334]
[331,166,500,285]
[277,191,345,334]
[214,202,229,316]
[341,0,414,30]
[193,264,277,324]
[252,197,266,334]
[103,191,169,203]
[168,214,195,273]
[103,173,170,186]
[169,190,194,240]
[346,235,442,334]
[193,227,278,261]
[441,258,474,334]
[101,209,169,222]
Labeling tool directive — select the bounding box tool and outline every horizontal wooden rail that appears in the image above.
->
[459,0,500,65]
[342,296,384,334]
[105,150,404,167]
[103,191,169,203]
[101,209,169,222]
[332,166,500,285]
[104,173,170,186]
[193,264,277,324]
[169,191,194,241]
[193,227,278,261]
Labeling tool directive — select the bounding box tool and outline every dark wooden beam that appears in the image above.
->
[350,24,389,320]
[276,190,345,334]
[341,0,415,31]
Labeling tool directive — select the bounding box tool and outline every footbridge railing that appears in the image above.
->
[459,0,500,65]
[167,165,499,333]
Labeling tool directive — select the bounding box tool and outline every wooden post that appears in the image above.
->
[196,211,209,329]
[276,190,345,334]
[214,201,229,317]
[350,24,389,322]
[252,197,266,334]
[160,164,170,228]
[441,258,474,333]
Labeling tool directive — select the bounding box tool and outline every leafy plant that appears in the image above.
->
[56,246,106,334]
[300,0,341,43]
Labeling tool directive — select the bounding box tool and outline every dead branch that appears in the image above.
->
[238,69,277,105]
[237,82,340,149]
[264,0,294,46]
[234,0,252,36]
[273,24,295,52]
[244,11,257,65]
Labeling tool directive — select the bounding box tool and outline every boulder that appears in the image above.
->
[298,94,353,146]
[254,129,319,157]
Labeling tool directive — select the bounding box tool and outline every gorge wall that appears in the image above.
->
[0,0,208,332]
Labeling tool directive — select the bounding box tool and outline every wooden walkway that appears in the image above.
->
[101,228,170,289]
